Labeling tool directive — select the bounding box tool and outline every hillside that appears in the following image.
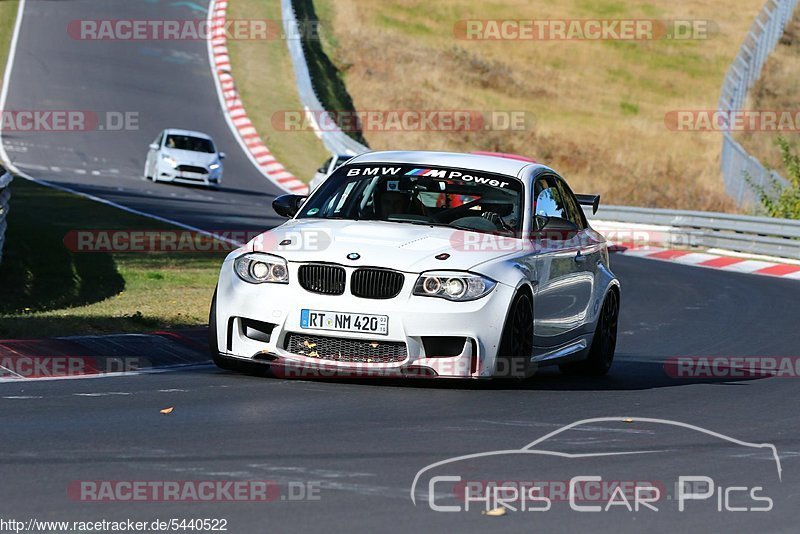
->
[311,0,769,210]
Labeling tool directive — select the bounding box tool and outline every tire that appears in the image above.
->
[208,288,246,372]
[560,289,619,376]
[496,292,534,378]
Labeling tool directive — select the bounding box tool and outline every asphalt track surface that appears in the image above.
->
[1,1,799,533]
[1,0,285,233]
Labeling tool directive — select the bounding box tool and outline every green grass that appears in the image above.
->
[225,0,329,181]
[0,180,228,338]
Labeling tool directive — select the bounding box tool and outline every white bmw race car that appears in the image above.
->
[209,150,619,379]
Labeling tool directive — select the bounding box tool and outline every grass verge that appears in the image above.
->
[311,0,771,211]
[0,179,228,339]
[226,0,330,181]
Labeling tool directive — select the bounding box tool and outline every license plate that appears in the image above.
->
[300,309,388,335]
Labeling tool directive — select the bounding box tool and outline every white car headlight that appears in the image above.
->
[209,163,221,170]
[234,253,289,284]
[413,271,496,301]
[161,155,178,168]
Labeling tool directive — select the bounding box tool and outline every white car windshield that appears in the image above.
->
[165,135,215,153]
[298,163,524,235]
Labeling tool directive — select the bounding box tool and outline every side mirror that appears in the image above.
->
[272,194,307,218]
[536,216,579,239]
[219,152,226,160]
[317,165,328,173]
[149,143,159,150]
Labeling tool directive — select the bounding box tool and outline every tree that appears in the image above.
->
[746,136,800,218]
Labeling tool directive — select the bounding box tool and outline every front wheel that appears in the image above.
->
[560,289,619,376]
[496,292,534,378]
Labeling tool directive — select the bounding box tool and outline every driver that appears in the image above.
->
[376,188,427,218]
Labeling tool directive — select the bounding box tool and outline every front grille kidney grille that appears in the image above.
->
[298,264,346,295]
[351,268,404,299]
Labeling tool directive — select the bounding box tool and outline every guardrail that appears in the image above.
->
[718,0,798,206]
[0,168,12,265]
[588,205,800,260]
[281,0,369,157]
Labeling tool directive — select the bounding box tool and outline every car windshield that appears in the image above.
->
[298,163,524,235]
[165,135,215,153]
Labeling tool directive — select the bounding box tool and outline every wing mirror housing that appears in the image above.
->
[219,152,226,160]
[535,215,579,239]
[149,143,159,150]
[272,194,307,218]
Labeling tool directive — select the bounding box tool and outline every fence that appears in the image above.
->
[718,0,798,206]
[0,168,12,265]
[589,205,800,260]
[281,0,369,157]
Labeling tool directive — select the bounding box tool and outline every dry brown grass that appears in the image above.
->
[737,10,800,171]
[313,0,772,211]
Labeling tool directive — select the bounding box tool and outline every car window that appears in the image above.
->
[299,164,524,236]
[165,135,215,153]
[154,132,163,147]
[556,178,586,229]
[533,176,567,220]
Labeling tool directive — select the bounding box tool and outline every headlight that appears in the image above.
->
[413,271,496,301]
[161,155,178,168]
[209,163,221,170]
[234,253,289,284]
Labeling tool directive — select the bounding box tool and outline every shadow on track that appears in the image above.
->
[207,356,768,392]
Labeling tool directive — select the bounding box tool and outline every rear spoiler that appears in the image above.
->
[576,194,600,214]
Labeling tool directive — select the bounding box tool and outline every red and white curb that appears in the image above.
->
[207,0,309,195]
[591,219,800,280]
[615,246,800,279]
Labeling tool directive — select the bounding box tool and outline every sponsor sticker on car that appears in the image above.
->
[300,309,389,335]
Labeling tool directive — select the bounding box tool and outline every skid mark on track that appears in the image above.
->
[476,419,657,435]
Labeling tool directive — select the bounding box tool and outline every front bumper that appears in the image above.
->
[157,161,222,186]
[214,262,516,378]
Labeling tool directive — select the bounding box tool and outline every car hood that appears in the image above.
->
[163,148,217,166]
[246,219,521,273]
